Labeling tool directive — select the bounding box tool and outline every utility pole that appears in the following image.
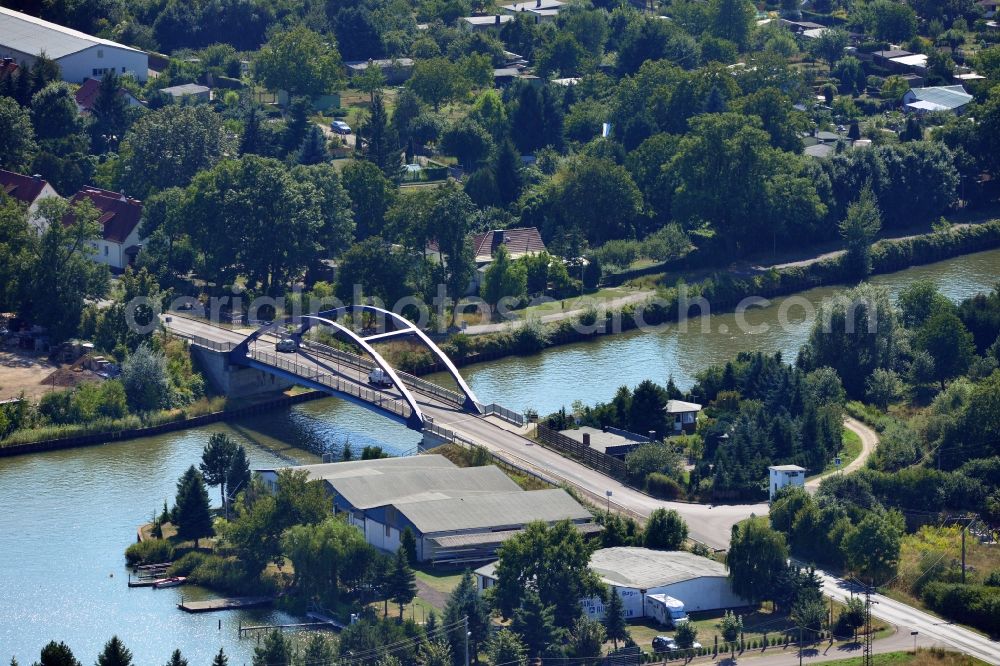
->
[798,625,803,666]
[464,615,470,666]
[862,584,877,666]
[961,518,968,584]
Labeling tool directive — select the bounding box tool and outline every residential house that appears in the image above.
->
[979,0,998,18]
[461,14,512,31]
[903,85,972,114]
[159,83,212,103]
[0,6,148,83]
[73,77,142,114]
[501,0,564,21]
[345,58,415,85]
[0,170,60,217]
[427,226,547,294]
[68,186,144,271]
[559,426,650,460]
[665,399,701,434]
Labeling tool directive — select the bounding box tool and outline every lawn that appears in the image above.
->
[414,567,464,595]
[819,649,988,666]
[508,286,640,320]
[815,427,863,477]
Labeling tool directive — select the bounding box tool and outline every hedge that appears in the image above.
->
[922,581,1000,635]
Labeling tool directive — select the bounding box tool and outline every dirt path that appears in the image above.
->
[462,290,655,335]
[415,578,449,611]
[806,417,880,492]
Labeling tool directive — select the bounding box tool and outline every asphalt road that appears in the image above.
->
[162,316,1000,663]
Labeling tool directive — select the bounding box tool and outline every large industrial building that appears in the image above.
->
[258,455,598,563]
[0,7,148,83]
[476,547,748,623]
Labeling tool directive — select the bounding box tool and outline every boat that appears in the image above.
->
[152,576,186,589]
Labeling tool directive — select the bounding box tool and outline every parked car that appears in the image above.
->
[651,637,677,652]
[331,120,352,135]
[276,338,297,353]
[368,367,393,387]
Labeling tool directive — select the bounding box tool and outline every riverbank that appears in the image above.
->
[388,220,1000,376]
[0,390,326,457]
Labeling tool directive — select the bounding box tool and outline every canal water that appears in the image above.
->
[1,248,998,664]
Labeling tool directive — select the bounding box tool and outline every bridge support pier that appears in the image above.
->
[192,346,295,398]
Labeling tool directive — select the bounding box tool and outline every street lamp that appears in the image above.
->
[911,631,918,653]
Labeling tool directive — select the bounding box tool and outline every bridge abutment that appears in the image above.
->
[192,346,295,399]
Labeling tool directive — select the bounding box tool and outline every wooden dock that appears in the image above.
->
[178,597,273,613]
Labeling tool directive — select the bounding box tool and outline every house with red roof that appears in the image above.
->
[427,227,547,294]
[73,77,142,114]
[0,169,60,216]
[67,186,144,271]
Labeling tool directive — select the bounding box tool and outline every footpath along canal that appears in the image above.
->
[2,247,999,664]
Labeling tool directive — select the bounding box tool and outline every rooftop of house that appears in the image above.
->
[0,6,143,59]
[472,227,546,262]
[462,14,513,25]
[502,0,564,11]
[805,143,836,158]
[160,83,210,96]
[345,58,415,70]
[891,53,928,68]
[396,487,591,535]
[905,85,973,111]
[67,187,143,243]
[665,399,702,414]
[259,454,457,481]
[326,465,522,510]
[559,426,649,453]
[769,464,807,472]
[588,547,729,589]
[873,49,913,59]
[0,169,54,206]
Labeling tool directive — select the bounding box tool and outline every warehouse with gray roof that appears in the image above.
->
[0,6,148,83]
[258,455,597,563]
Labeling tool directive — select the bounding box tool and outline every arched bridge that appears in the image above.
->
[224,305,482,429]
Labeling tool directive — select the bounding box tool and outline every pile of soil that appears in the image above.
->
[40,365,100,389]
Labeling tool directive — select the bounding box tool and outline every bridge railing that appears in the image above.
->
[175,333,235,352]
[478,403,526,427]
[249,349,412,420]
[300,340,468,408]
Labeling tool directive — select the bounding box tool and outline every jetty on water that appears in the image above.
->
[178,597,273,613]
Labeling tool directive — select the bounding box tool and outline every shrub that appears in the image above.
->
[125,538,175,566]
[922,582,1000,635]
[645,472,685,500]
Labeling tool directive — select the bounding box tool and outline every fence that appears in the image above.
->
[478,402,526,427]
[249,349,412,420]
[535,424,626,479]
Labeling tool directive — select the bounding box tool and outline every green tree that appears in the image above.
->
[898,280,952,329]
[389,547,417,619]
[34,641,81,666]
[643,508,688,550]
[844,510,904,585]
[16,197,108,342]
[547,155,643,245]
[719,611,742,657]
[225,445,251,506]
[120,342,170,412]
[409,58,469,111]
[91,70,130,148]
[200,433,240,506]
[335,237,411,305]
[727,517,789,605]
[356,63,386,103]
[674,620,698,649]
[624,442,682,487]
[493,139,522,207]
[511,589,561,658]
[252,630,292,666]
[210,649,227,666]
[297,125,329,165]
[710,0,754,48]
[432,185,477,318]
[418,640,451,666]
[30,81,84,148]
[839,184,882,278]
[172,465,214,547]
[0,95,38,171]
[867,0,917,43]
[838,596,866,640]
[567,616,606,664]
[301,635,335,665]
[481,245,528,306]
[400,527,417,565]
[95,636,132,666]
[254,26,343,97]
[441,118,493,171]
[485,629,526,666]
[443,570,491,663]
[916,311,975,388]
[602,587,628,649]
[342,159,396,240]
[494,520,603,629]
[811,29,848,67]
[866,368,903,410]
[118,106,230,198]
[359,91,401,179]
[628,379,669,437]
[164,650,187,666]
[283,518,372,604]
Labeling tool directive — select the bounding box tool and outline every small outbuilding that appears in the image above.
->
[768,464,806,500]
[665,400,702,434]
[558,426,650,459]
